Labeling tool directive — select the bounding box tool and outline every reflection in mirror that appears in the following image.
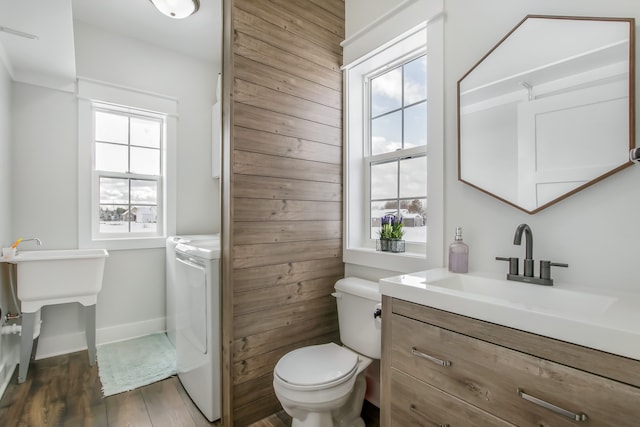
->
[458,16,635,214]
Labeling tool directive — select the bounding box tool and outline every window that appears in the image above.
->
[367,55,427,244]
[94,105,163,237]
[343,18,444,272]
[78,78,177,250]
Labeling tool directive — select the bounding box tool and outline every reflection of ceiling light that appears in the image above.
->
[0,26,39,40]
[150,0,200,19]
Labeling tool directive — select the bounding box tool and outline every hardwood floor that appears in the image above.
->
[0,350,379,426]
[0,350,217,427]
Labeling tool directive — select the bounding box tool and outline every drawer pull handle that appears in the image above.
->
[517,388,587,421]
[411,347,452,367]
[410,404,450,427]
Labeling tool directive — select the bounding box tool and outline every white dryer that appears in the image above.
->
[175,237,221,422]
[166,234,218,346]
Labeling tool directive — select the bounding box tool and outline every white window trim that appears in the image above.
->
[77,77,177,250]
[343,12,444,272]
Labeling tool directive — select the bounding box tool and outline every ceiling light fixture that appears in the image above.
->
[150,0,200,19]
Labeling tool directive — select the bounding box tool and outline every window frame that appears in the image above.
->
[78,78,177,250]
[343,19,444,272]
[92,103,165,240]
[364,51,428,251]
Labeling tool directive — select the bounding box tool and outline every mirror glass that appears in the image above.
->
[458,16,635,214]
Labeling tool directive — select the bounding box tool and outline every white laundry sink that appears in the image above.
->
[2,248,109,383]
[7,249,108,311]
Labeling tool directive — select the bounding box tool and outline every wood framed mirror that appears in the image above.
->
[457,15,635,214]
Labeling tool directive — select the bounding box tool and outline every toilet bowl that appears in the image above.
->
[273,278,381,427]
[273,343,372,427]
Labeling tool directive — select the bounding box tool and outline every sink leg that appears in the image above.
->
[85,304,97,366]
[18,312,36,384]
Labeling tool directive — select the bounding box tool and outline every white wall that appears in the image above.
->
[8,21,220,359]
[346,0,640,294]
[0,50,11,243]
[73,21,221,234]
[0,48,20,396]
[444,0,640,293]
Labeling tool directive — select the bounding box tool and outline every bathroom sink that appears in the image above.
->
[425,274,616,317]
[380,268,639,361]
[6,249,109,311]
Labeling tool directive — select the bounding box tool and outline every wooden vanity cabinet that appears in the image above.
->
[381,296,640,427]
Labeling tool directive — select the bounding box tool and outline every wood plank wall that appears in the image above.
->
[223,0,345,425]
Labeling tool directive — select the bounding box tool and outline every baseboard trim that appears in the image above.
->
[0,360,17,399]
[0,336,19,399]
[35,317,167,360]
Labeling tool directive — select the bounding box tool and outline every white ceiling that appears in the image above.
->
[72,0,221,63]
[0,0,221,88]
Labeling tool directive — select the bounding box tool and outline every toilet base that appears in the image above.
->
[291,412,332,427]
[282,369,369,427]
[289,413,365,427]
[332,371,367,427]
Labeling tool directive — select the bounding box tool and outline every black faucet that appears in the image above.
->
[513,224,534,277]
[496,224,568,286]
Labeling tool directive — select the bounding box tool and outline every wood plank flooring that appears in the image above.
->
[0,350,217,426]
[0,350,379,426]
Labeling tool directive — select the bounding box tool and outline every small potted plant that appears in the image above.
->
[376,214,405,253]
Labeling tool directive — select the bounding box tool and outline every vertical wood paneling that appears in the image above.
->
[225,0,345,425]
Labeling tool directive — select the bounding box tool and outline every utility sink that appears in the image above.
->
[5,248,109,312]
[2,248,108,383]
[425,274,616,317]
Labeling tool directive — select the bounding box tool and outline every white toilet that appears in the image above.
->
[273,277,381,427]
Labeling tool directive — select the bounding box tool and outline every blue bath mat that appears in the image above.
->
[97,333,176,396]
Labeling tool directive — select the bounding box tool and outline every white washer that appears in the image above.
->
[175,237,221,422]
[166,234,218,346]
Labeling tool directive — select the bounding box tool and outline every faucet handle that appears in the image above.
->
[539,260,568,280]
[496,256,519,276]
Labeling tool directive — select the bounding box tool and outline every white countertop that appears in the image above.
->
[380,268,640,361]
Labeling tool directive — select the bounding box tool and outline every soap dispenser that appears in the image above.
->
[448,227,469,273]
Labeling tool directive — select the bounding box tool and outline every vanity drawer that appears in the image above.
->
[390,313,640,426]
[390,368,515,427]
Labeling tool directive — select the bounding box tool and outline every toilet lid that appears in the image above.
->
[275,343,358,387]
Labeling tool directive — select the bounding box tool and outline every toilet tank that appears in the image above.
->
[334,277,382,359]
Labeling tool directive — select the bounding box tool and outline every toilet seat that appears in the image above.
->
[274,343,359,391]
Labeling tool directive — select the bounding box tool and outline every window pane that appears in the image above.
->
[129,206,157,233]
[131,179,158,204]
[370,200,399,239]
[371,161,398,200]
[404,56,427,106]
[371,67,402,117]
[130,147,160,175]
[404,102,427,149]
[99,204,129,233]
[131,116,161,148]
[99,177,129,204]
[371,111,402,155]
[95,111,128,144]
[96,142,128,173]
[400,198,426,243]
[399,156,427,199]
